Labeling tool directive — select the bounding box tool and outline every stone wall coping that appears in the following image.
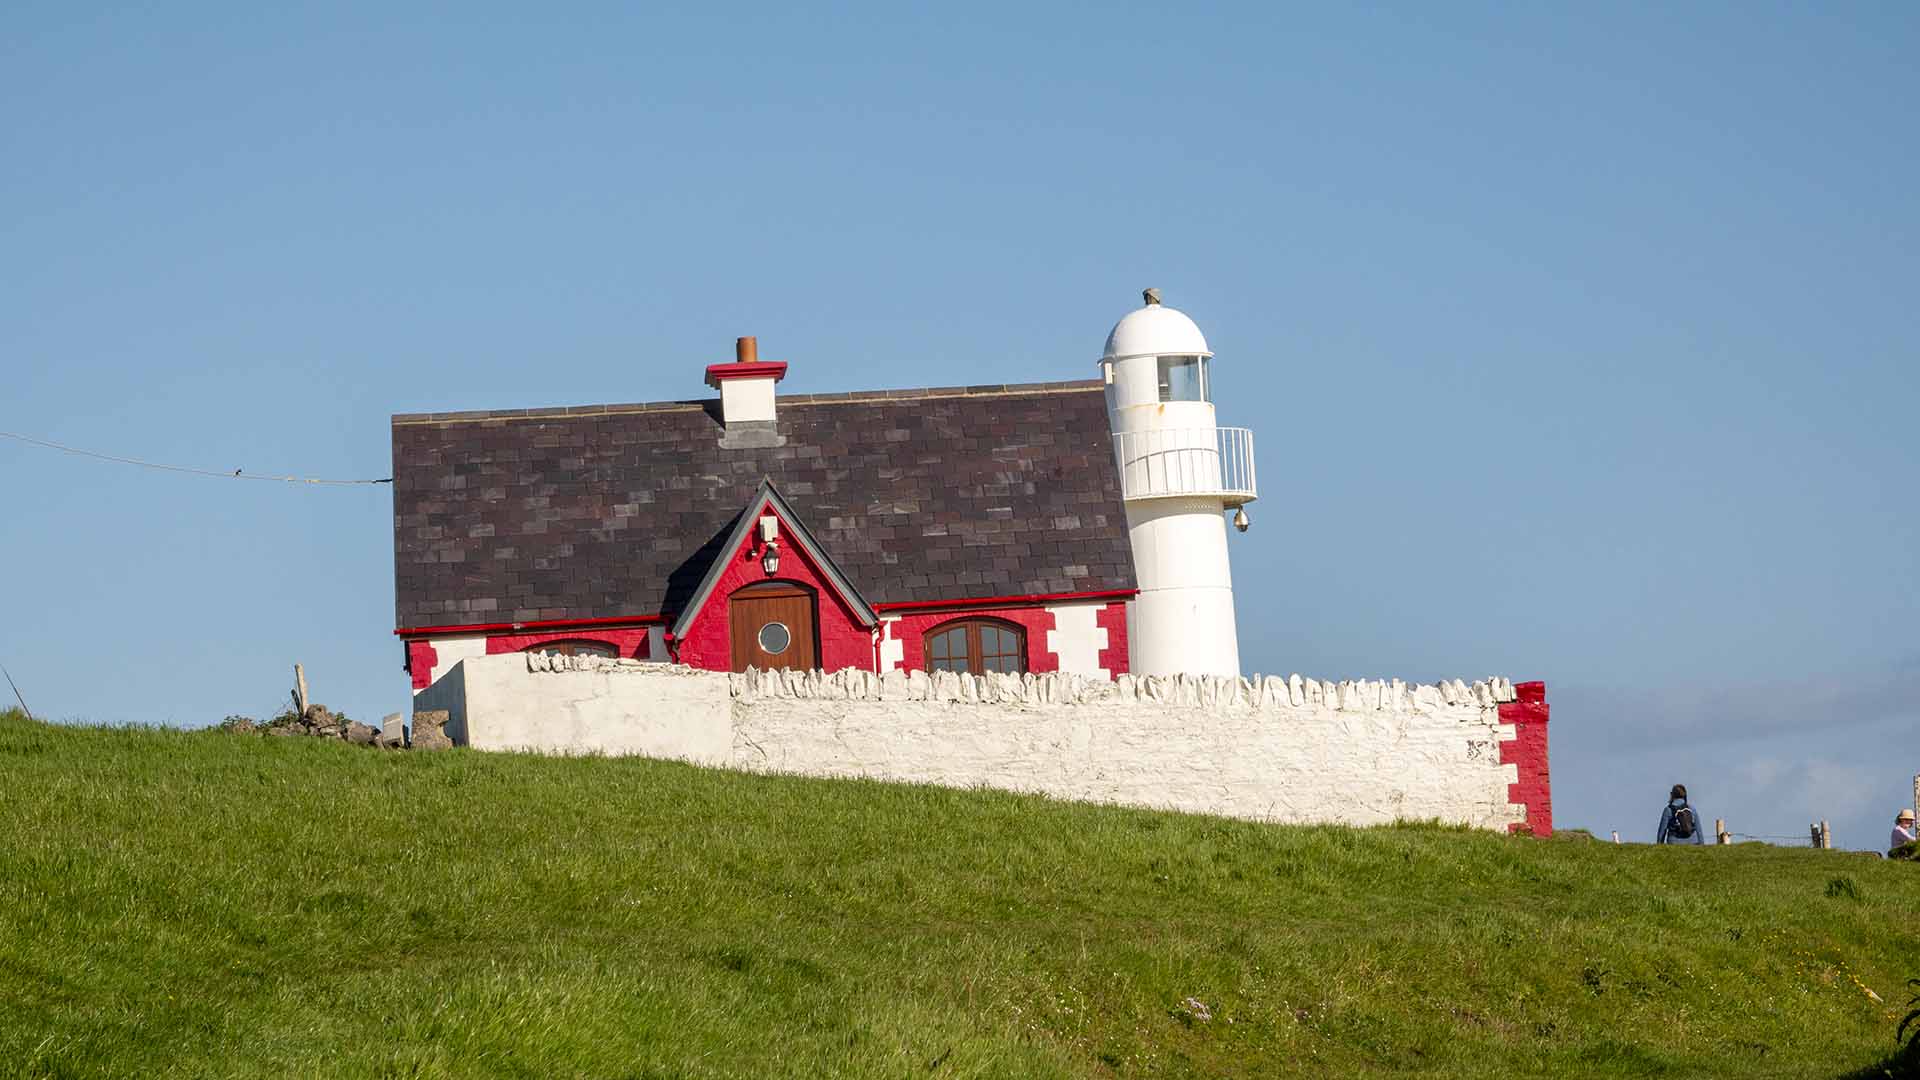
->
[515,651,1518,714]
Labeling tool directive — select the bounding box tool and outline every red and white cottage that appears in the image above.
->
[390,296,1552,837]
[393,335,1141,690]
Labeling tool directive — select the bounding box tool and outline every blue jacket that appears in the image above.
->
[1657,801,1705,844]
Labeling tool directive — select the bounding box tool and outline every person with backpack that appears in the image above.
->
[1657,784,1705,845]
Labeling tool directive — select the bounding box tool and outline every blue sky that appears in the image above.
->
[4,3,1915,848]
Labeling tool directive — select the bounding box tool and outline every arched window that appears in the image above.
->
[522,640,617,659]
[924,619,1026,675]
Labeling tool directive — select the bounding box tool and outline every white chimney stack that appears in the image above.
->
[706,336,787,426]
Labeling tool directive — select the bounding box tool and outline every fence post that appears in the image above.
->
[1821,820,1833,850]
[293,663,309,718]
[1715,818,1729,845]
[1,664,32,723]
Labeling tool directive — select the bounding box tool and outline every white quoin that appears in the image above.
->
[1101,290,1256,678]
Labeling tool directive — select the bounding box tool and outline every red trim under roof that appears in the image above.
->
[871,588,1137,615]
[704,361,789,388]
[396,613,667,638]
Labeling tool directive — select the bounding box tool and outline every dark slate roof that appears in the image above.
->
[391,380,1136,631]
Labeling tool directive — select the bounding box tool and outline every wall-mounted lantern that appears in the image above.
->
[756,515,782,575]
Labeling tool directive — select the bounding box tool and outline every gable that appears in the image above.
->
[668,480,877,643]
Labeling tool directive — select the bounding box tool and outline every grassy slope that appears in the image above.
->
[1,708,1914,1079]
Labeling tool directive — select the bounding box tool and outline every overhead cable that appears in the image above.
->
[0,430,392,485]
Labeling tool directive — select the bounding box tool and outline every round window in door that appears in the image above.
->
[757,621,791,655]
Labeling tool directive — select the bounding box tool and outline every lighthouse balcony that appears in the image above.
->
[1111,426,1257,507]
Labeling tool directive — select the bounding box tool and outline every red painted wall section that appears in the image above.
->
[888,607,1060,674]
[406,639,438,691]
[674,506,874,672]
[1095,601,1129,676]
[484,628,654,660]
[406,628,655,690]
[1498,680,1553,836]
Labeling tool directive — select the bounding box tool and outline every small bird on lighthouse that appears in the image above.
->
[1100,289,1257,677]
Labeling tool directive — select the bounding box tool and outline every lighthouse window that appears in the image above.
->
[924,619,1027,675]
[1157,355,1210,403]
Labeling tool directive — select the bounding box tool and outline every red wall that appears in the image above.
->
[406,628,656,690]
[884,600,1129,676]
[1499,680,1553,836]
[672,506,875,673]
[1096,601,1129,675]
[406,639,437,691]
[888,607,1061,674]
[485,628,654,660]
[409,599,1127,684]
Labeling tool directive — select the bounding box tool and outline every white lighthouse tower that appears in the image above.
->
[1101,289,1257,677]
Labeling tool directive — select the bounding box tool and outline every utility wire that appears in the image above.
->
[0,430,391,486]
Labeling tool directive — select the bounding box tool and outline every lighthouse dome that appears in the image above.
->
[1102,292,1211,362]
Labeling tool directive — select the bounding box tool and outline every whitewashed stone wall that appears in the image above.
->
[425,654,1527,829]
[436,653,732,759]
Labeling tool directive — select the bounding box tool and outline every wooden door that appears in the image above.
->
[729,582,817,672]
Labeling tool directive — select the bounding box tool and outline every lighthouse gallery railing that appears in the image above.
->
[1111,426,1257,506]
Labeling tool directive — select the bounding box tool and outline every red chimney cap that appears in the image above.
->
[707,336,787,389]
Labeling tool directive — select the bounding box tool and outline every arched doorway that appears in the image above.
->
[728,580,818,672]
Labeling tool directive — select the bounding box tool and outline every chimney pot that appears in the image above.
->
[736,336,758,364]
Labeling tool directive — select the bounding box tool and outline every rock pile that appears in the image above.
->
[410,710,453,751]
[249,705,410,749]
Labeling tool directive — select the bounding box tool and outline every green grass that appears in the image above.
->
[2,707,1915,1078]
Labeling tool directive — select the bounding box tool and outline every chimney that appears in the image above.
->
[705,335,788,426]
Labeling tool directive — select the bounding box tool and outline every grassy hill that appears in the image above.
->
[1,707,1915,1078]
